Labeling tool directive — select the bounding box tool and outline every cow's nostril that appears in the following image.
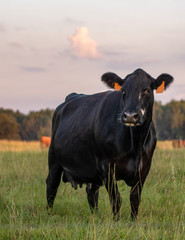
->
[123,111,140,124]
[133,113,139,120]
[123,113,128,120]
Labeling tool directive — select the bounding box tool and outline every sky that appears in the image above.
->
[0,0,185,113]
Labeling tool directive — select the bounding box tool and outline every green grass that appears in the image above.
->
[0,149,184,239]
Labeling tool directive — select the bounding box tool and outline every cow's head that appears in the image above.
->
[101,68,173,127]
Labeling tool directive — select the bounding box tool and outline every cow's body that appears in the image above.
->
[46,69,173,219]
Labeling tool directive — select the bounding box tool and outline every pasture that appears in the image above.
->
[0,144,184,239]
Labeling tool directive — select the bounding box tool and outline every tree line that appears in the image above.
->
[0,100,184,141]
[0,108,53,141]
[153,100,185,140]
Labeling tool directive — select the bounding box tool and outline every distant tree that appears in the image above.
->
[21,109,53,140]
[37,109,53,139]
[166,100,185,139]
[14,110,25,139]
[0,112,20,140]
[153,101,163,138]
[153,100,185,140]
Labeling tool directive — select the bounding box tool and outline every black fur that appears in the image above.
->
[46,68,173,220]
[153,73,174,90]
[101,72,124,88]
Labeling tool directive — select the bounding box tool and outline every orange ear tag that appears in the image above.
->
[156,81,165,93]
[114,83,122,91]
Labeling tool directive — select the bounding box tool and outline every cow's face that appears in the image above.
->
[101,69,173,126]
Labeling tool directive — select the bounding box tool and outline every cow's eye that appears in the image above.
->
[143,87,150,95]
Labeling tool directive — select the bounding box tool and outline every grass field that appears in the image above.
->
[0,149,184,239]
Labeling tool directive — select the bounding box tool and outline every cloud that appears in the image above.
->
[65,17,85,25]
[68,27,102,60]
[0,23,6,32]
[21,66,46,72]
[100,47,161,71]
[15,26,26,32]
[9,42,23,49]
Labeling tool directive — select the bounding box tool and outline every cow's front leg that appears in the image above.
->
[130,181,142,220]
[105,175,122,219]
[130,155,152,220]
[86,183,99,213]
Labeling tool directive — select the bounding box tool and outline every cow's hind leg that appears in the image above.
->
[86,183,99,213]
[46,147,63,209]
[105,173,122,219]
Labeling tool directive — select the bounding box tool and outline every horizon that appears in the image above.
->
[1,0,185,113]
[1,97,185,115]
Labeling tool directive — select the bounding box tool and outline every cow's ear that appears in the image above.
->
[153,74,174,93]
[101,72,124,91]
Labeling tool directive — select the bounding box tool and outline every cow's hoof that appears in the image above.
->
[131,214,137,221]
[46,204,53,214]
[113,213,120,221]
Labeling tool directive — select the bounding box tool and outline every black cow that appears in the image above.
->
[46,69,173,219]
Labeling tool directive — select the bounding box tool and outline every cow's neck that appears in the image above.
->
[120,125,140,155]
[140,118,153,149]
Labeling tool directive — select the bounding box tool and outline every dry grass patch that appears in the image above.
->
[156,141,173,150]
[0,140,42,152]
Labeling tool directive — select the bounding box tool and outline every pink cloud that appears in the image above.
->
[9,42,23,48]
[68,27,102,60]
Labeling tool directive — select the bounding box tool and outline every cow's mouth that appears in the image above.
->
[124,123,136,127]
[122,111,142,127]
[124,122,142,127]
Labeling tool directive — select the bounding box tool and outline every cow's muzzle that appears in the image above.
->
[122,111,141,126]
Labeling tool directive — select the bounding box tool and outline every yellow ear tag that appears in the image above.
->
[156,81,165,93]
[114,83,122,91]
